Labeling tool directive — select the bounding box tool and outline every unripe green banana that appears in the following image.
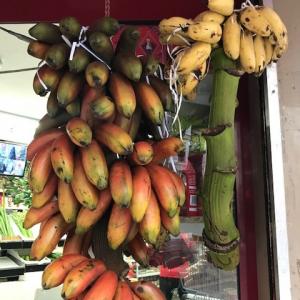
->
[68,48,91,73]
[90,16,120,36]
[45,43,69,70]
[47,90,61,117]
[88,31,114,63]
[113,52,142,82]
[59,16,81,40]
[29,23,62,44]
[115,26,140,55]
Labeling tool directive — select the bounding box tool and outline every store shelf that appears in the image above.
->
[0,256,24,279]
[0,238,65,250]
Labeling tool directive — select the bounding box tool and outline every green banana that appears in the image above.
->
[88,31,114,63]
[66,100,81,117]
[113,52,142,82]
[115,26,140,55]
[59,16,81,40]
[142,54,160,76]
[68,47,91,73]
[90,16,120,36]
[47,90,61,117]
[29,23,62,44]
[45,43,69,70]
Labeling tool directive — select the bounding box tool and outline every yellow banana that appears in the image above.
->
[239,30,256,74]
[272,44,285,62]
[194,10,225,24]
[264,37,274,65]
[208,0,234,16]
[159,17,193,36]
[179,73,199,96]
[223,13,241,60]
[258,6,288,53]
[177,42,211,75]
[254,35,266,75]
[187,21,222,44]
[239,6,271,37]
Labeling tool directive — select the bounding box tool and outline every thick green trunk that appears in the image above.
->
[202,48,240,270]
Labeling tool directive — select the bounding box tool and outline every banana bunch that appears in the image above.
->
[24,16,189,289]
[222,4,288,75]
[41,254,165,299]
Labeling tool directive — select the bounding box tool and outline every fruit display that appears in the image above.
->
[18,12,189,299]
[0,0,286,293]
[158,0,288,270]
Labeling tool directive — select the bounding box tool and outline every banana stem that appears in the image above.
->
[202,48,240,270]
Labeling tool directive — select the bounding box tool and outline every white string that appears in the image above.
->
[145,75,150,85]
[158,64,164,80]
[63,26,112,71]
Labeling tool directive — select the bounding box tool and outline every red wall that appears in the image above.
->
[0,0,206,23]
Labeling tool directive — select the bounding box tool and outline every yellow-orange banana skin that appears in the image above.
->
[66,117,92,147]
[150,137,184,165]
[107,204,132,250]
[109,72,136,118]
[28,143,53,193]
[139,190,161,245]
[94,123,134,155]
[114,281,134,300]
[83,270,118,300]
[71,152,99,210]
[61,259,107,299]
[51,133,74,184]
[147,165,179,218]
[31,173,58,208]
[30,213,71,261]
[109,160,133,207]
[165,170,186,207]
[24,201,59,229]
[161,207,180,237]
[80,139,108,190]
[75,188,112,234]
[27,128,64,161]
[130,166,151,223]
[134,81,164,125]
[42,254,88,289]
[130,281,166,300]
[58,180,80,223]
[130,141,153,165]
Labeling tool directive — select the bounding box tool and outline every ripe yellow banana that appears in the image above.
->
[208,0,234,16]
[177,42,211,75]
[258,6,288,53]
[239,30,256,74]
[187,21,222,44]
[239,6,271,37]
[254,35,266,75]
[194,10,225,24]
[159,17,193,36]
[179,72,199,96]
[223,13,241,60]
[272,44,285,62]
[264,37,274,65]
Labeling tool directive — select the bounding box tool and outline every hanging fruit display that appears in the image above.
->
[0,0,285,296]
[158,0,288,270]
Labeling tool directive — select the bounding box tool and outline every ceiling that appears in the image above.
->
[0,24,46,143]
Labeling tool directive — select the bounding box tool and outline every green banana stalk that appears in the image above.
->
[202,48,241,270]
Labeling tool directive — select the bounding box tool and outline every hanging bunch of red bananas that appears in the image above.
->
[41,254,165,299]
[24,15,186,287]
